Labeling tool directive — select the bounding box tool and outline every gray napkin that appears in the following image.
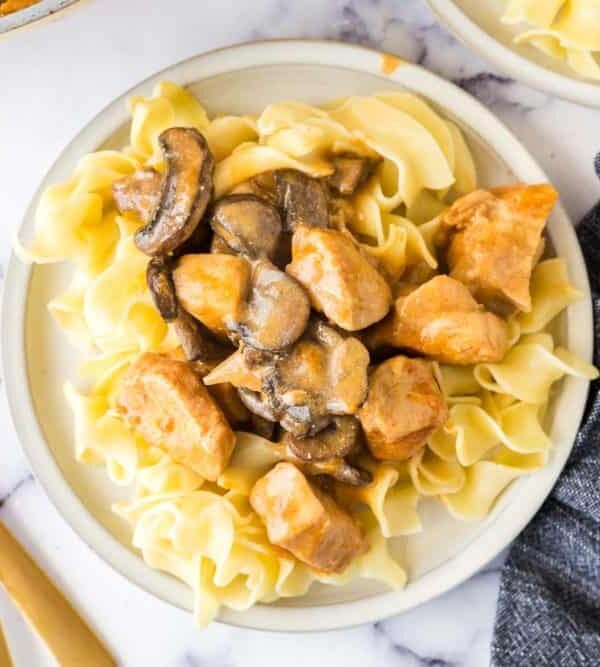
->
[491,159,600,666]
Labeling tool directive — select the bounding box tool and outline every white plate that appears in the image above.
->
[426,0,600,107]
[0,0,78,34]
[1,40,594,632]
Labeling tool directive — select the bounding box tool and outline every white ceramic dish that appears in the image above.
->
[426,0,600,107]
[1,40,594,632]
[0,0,78,34]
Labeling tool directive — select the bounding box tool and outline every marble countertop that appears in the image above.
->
[0,1,598,665]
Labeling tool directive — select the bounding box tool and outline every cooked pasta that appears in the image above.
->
[502,0,600,80]
[20,81,598,627]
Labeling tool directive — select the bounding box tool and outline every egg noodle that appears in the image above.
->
[502,0,600,80]
[19,82,597,626]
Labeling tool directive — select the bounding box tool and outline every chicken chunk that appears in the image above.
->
[112,168,163,224]
[438,184,557,315]
[287,227,392,331]
[118,353,235,480]
[250,462,368,573]
[173,253,251,336]
[367,275,510,365]
[358,356,448,461]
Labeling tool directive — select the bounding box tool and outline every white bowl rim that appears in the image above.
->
[1,39,593,632]
[425,0,600,108]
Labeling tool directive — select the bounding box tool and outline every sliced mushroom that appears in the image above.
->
[232,260,310,351]
[270,439,371,487]
[229,172,279,208]
[146,256,178,321]
[231,320,368,438]
[173,310,229,363]
[280,407,332,438]
[237,387,280,423]
[272,320,370,416]
[250,413,276,440]
[301,458,372,487]
[274,169,329,231]
[327,156,377,196]
[328,196,356,232]
[112,168,163,224]
[282,416,361,461]
[211,195,282,260]
[210,233,235,255]
[134,128,214,256]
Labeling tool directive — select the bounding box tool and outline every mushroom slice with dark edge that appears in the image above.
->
[134,127,215,256]
[229,172,279,208]
[237,387,281,423]
[210,234,235,255]
[274,169,329,231]
[112,168,163,224]
[270,439,371,487]
[250,413,276,440]
[327,156,377,196]
[173,310,229,363]
[211,195,282,260]
[232,260,310,351]
[146,256,178,321]
[282,416,361,461]
[205,321,368,439]
[272,320,370,416]
[238,320,368,438]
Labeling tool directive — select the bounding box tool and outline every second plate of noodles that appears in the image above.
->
[3,41,596,631]
[426,0,600,106]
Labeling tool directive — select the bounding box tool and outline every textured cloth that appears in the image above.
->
[491,165,600,666]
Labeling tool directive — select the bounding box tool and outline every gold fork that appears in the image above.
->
[0,521,115,667]
[0,618,13,667]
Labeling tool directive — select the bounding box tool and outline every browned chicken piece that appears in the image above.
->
[112,168,163,224]
[172,253,251,337]
[438,183,558,315]
[358,356,448,461]
[250,462,368,573]
[367,275,510,365]
[118,353,235,481]
[287,227,392,331]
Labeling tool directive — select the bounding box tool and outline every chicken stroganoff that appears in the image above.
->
[20,82,598,626]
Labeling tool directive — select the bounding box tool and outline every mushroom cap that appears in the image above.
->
[211,194,282,261]
[135,127,215,256]
[274,169,329,231]
[233,260,311,351]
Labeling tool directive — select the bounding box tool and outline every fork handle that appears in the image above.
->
[0,521,115,667]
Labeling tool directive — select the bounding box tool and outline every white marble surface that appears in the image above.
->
[0,1,598,665]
